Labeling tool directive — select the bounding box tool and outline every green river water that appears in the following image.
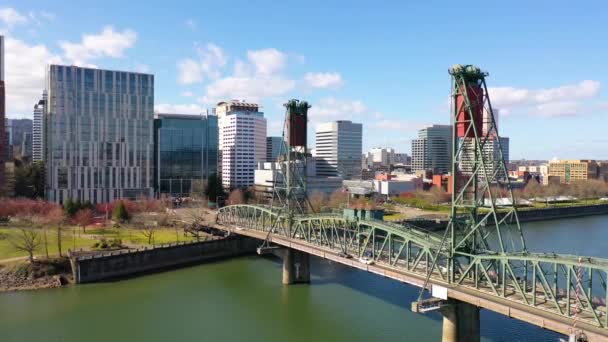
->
[1,215,607,342]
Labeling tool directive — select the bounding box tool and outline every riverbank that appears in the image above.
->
[0,258,71,292]
[400,203,608,231]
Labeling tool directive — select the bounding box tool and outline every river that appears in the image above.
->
[1,215,607,342]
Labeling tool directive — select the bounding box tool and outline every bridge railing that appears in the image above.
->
[216,204,608,331]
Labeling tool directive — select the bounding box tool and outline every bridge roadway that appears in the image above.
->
[204,207,608,341]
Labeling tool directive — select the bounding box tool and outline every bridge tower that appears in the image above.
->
[447,64,526,265]
[419,65,527,342]
[270,99,312,216]
[265,99,312,284]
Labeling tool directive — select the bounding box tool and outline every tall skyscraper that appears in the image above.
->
[45,65,155,204]
[411,124,452,174]
[315,120,362,179]
[32,92,46,162]
[154,112,218,198]
[217,100,267,189]
[0,35,6,192]
[460,136,509,179]
[6,119,33,159]
[266,136,284,162]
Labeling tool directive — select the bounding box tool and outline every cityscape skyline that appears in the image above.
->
[1,2,608,160]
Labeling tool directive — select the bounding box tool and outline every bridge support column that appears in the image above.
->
[282,248,310,285]
[440,299,480,342]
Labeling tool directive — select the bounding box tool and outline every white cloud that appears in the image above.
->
[155,103,206,115]
[304,72,343,89]
[181,91,194,97]
[535,102,581,117]
[309,97,367,123]
[203,75,295,104]
[488,80,601,117]
[177,43,227,85]
[4,37,63,117]
[0,7,27,29]
[247,48,287,75]
[198,47,295,103]
[60,26,137,65]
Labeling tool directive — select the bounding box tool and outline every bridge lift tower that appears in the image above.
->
[417,65,528,342]
[262,99,313,284]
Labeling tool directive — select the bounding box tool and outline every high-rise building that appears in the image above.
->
[266,136,284,162]
[482,108,499,137]
[411,124,452,174]
[315,120,362,179]
[32,92,46,162]
[6,119,33,159]
[217,100,267,189]
[548,159,599,183]
[0,35,6,192]
[153,112,218,198]
[45,65,155,204]
[460,136,509,179]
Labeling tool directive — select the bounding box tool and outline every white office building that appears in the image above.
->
[32,91,46,162]
[315,120,362,179]
[45,65,155,204]
[217,100,267,189]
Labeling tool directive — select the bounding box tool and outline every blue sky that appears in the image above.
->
[1,0,607,160]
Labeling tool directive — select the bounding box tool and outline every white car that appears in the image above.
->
[359,257,375,265]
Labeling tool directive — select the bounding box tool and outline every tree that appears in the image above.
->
[329,189,349,208]
[227,189,245,205]
[73,208,94,233]
[309,191,327,212]
[45,207,65,257]
[112,201,130,223]
[11,229,41,263]
[204,174,224,203]
[13,160,45,198]
[427,186,450,205]
[141,225,156,246]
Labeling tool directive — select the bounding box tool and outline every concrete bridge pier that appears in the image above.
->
[440,299,480,342]
[282,248,310,285]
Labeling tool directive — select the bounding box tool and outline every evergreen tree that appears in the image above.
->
[112,201,130,223]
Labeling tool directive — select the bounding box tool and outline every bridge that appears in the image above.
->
[208,67,606,341]
[212,205,608,341]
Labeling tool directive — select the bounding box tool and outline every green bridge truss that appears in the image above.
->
[217,204,608,330]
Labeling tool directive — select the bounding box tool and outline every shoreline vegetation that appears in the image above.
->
[0,197,219,292]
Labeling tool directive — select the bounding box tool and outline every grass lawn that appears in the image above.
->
[384,212,407,221]
[0,227,94,260]
[85,227,198,246]
[0,225,198,261]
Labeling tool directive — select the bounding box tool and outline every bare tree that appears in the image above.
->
[11,229,41,263]
[44,207,65,257]
[329,189,348,208]
[309,191,327,212]
[227,189,245,205]
[141,225,156,246]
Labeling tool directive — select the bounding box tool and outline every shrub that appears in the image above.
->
[112,201,130,223]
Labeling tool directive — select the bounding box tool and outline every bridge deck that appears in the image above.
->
[212,220,607,341]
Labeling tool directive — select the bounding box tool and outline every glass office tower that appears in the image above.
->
[45,65,155,204]
[154,113,218,198]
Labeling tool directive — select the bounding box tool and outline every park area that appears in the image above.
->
[0,198,214,263]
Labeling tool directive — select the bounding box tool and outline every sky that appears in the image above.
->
[1,0,607,160]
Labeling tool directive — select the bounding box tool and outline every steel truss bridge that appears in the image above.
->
[215,204,608,340]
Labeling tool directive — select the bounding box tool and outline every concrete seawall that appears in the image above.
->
[69,237,259,283]
[404,204,608,231]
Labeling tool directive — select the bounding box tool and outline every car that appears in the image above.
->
[359,252,374,265]
[338,251,352,259]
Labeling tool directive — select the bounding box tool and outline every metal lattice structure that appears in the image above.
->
[217,205,608,331]
[215,80,608,336]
